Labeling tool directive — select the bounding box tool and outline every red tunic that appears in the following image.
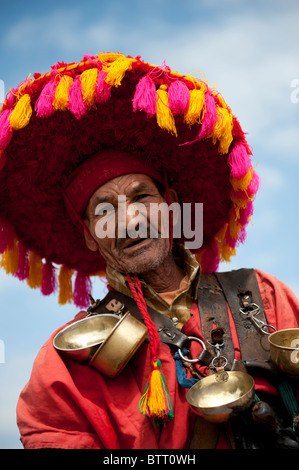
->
[17,270,299,449]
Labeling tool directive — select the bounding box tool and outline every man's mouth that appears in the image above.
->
[121,237,153,255]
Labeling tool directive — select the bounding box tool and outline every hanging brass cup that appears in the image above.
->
[53,312,148,377]
[187,371,255,423]
[268,328,299,377]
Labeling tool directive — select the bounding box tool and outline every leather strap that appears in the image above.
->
[215,268,271,362]
[197,273,235,370]
[89,289,190,351]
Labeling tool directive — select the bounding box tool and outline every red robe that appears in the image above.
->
[17,270,299,449]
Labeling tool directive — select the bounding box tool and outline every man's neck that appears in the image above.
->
[140,253,185,293]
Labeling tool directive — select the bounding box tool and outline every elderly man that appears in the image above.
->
[0,52,298,449]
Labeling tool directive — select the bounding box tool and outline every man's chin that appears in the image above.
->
[119,239,169,274]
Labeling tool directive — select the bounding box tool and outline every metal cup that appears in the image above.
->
[268,328,299,377]
[187,371,255,423]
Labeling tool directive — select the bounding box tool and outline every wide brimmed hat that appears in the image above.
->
[0,52,259,307]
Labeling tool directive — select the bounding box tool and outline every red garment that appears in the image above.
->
[17,270,299,449]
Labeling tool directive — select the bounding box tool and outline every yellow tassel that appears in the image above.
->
[220,244,236,262]
[27,251,43,289]
[53,75,73,111]
[103,56,135,88]
[230,168,253,192]
[58,265,73,305]
[80,68,98,108]
[212,107,233,154]
[9,94,32,130]
[156,86,177,136]
[0,239,18,275]
[184,87,206,126]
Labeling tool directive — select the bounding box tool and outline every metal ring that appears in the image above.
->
[178,336,206,363]
[260,324,277,335]
[211,355,228,369]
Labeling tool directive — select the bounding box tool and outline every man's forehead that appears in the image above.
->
[90,173,157,198]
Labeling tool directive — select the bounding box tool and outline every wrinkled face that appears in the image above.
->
[84,173,173,274]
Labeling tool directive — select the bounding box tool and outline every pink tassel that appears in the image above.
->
[168,80,190,115]
[73,272,92,308]
[247,170,260,198]
[196,92,217,140]
[238,200,254,226]
[68,76,87,119]
[0,109,13,150]
[35,79,57,118]
[0,218,15,253]
[41,260,57,295]
[15,242,29,280]
[132,75,157,117]
[228,143,252,179]
[95,71,111,103]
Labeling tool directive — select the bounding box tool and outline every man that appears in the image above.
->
[0,52,298,449]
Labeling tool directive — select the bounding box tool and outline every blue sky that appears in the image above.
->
[0,0,298,448]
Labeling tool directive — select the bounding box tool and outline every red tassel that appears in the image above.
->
[95,71,111,103]
[41,260,57,295]
[73,272,92,308]
[15,242,29,280]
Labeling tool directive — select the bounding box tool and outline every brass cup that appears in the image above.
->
[187,371,255,423]
[89,312,148,377]
[53,312,148,378]
[53,313,120,361]
[268,328,299,377]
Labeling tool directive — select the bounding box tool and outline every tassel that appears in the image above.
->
[27,251,44,289]
[168,80,190,115]
[103,56,135,88]
[228,143,252,179]
[73,272,92,308]
[58,265,73,305]
[212,107,233,155]
[246,170,260,198]
[53,75,74,111]
[15,242,29,280]
[41,260,57,295]
[80,68,98,108]
[9,94,32,130]
[230,168,253,192]
[0,109,13,151]
[156,86,177,136]
[196,92,217,140]
[0,238,18,275]
[35,79,57,117]
[126,274,174,425]
[139,359,174,425]
[184,87,206,126]
[68,76,87,119]
[95,71,111,103]
[133,75,157,117]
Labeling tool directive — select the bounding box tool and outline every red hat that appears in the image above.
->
[0,52,259,307]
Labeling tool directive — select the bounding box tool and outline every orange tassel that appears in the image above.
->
[58,265,73,305]
[27,251,43,289]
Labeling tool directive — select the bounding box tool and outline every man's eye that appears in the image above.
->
[135,193,151,201]
[94,203,115,217]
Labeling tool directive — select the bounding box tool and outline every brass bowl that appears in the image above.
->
[53,313,120,361]
[89,312,148,377]
[268,328,299,377]
[187,371,255,423]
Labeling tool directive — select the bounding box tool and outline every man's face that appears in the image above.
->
[84,173,172,275]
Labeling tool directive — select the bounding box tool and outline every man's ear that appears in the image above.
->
[83,220,99,252]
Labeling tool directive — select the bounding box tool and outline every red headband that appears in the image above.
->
[64,149,164,218]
